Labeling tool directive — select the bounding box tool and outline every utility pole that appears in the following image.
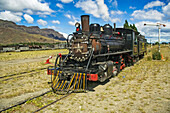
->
[150,39,152,48]
[144,23,166,52]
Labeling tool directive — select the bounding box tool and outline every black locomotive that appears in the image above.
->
[48,15,147,93]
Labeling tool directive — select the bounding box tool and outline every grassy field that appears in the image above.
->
[0,49,68,77]
[0,45,169,112]
[39,45,169,113]
[0,49,68,61]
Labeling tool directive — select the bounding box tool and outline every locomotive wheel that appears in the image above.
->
[116,63,121,74]
[130,58,134,66]
[116,56,122,74]
[112,66,118,76]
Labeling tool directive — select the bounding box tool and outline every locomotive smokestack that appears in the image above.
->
[81,15,89,33]
[114,23,116,32]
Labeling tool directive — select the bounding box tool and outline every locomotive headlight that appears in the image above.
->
[75,22,80,28]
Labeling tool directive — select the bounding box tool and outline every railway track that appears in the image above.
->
[0,90,52,112]
[32,92,72,113]
[0,90,73,113]
[0,67,47,81]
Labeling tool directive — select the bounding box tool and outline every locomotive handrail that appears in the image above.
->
[54,54,62,76]
[59,54,70,69]
[86,48,94,71]
[93,50,133,58]
[67,34,74,47]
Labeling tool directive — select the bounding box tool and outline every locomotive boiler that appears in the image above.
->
[47,15,147,93]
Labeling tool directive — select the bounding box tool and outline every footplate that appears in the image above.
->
[49,68,87,94]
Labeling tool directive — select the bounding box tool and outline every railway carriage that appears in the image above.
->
[48,15,147,93]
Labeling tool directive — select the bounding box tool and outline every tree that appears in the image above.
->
[123,20,131,29]
[132,24,138,32]
[130,24,133,29]
[155,42,159,45]
[123,20,138,32]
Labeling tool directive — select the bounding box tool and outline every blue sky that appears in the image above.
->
[0,0,170,43]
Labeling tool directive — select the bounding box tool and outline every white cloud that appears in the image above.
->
[24,9,33,15]
[131,10,164,21]
[130,18,134,21]
[162,2,170,16]
[96,0,110,21]
[129,6,136,9]
[56,3,63,9]
[144,0,165,9]
[14,12,23,16]
[52,20,60,24]
[0,0,53,15]
[37,19,47,26]
[109,0,112,3]
[23,14,34,23]
[135,21,170,42]
[110,18,121,23]
[64,14,71,19]
[48,26,59,30]
[75,0,120,22]
[59,31,68,38]
[68,20,77,26]
[65,14,79,26]
[60,0,73,3]
[0,10,22,22]
[111,10,126,15]
[36,11,51,17]
[112,0,118,8]
[75,0,100,18]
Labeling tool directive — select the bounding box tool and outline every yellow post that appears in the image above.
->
[73,73,79,90]
[83,73,85,90]
[68,73,76,89]
[52,71,59,88]
[77,73,82,89]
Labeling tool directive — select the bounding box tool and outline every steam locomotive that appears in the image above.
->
[48,15,147,93]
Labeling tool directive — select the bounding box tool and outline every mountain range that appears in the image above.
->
[0,19,66,45]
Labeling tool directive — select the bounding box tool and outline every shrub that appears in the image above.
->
[152,51,161,60]
[165,56,169,61]
[147,56,152,61]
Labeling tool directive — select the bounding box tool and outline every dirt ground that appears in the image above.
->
[41,57,169,113]
[0,50,66,110]
[0,46,169,113]
[0,49,68,77]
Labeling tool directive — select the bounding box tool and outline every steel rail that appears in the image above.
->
[0,68,47,80]
[0,90,52,112]
[32,92,72,113]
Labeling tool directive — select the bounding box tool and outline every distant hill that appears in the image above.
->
[0,19,66,45]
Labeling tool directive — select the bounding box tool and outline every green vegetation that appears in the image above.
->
[123,20,138,32]
[151,48,162,60]
[152,51,161,60]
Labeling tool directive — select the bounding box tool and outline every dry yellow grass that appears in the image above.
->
[0,45,169,113]
[38,45,169,113]
[0,49,69,100]
[0,49,68,76]
[0,49,68,61]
